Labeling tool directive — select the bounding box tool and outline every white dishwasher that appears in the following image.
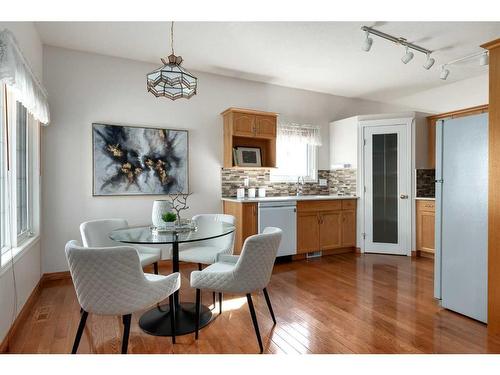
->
[258,200,297,257]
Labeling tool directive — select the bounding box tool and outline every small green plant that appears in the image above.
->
[162,212,177,223]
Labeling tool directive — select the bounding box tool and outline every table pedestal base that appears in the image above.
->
[139,302,213,336]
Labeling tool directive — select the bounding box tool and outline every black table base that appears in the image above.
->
[139,302,213,336]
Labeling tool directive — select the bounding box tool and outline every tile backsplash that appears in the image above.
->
[416,169,435,198]
[221,168,357,197]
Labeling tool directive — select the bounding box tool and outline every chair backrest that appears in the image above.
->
[80,219,128,247]
[233,227,282,292]
[65,240,160,315]
[192,214,236,252]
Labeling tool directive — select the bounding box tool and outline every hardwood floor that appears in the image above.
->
[5,253,500,354]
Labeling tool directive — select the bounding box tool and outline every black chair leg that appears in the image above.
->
[263,288,276,324]
[246,293,264,354]
[71,310,88,354]
[80,307,83,314]
[212,292,216,308]
[169,294,176,344]
[195,289,201,340]
[219,293,223,314]
[198,263,202,271]
[153,262,159,275]
[121,314,131,354]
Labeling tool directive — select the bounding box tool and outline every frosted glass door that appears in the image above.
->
[364,125,409,255]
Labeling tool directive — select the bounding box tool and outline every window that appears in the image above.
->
[270,123,321,182]
[1,84,37,262]
[16,102,30,239]
[0,86,8,255]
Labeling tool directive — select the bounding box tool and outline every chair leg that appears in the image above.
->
[121,314,131,354]
[153,262,159,275]
[246,294,264,354]
[195,289,201,340]
[219,292,223,314]
[212,292,216,308]
[198,263,202,271]
[263,288,276,324]
[72,310,88,354]
[169,294,176,344]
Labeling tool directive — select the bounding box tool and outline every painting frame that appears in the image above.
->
[92,122,189,196]
[235,146,262,167]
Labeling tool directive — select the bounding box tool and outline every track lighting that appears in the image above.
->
[440,65,450,80]
[479,52,489,66]
[362,31,373,52]
[401,46,414,64]
[423,53,435,70]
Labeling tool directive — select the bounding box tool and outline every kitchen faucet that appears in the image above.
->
[296,176,305,196]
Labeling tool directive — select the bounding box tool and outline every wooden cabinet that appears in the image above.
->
[319,211,342,250]
[222,200,257,254]
[222,108,277,168]
[296,199,356,254]
[255,115,277,138]
[341,210,356,247]
[233,112,256,137]
[416,200,435,254]
[297,212,321,252]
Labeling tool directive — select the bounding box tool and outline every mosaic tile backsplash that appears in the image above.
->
[221,168,357,197]
[416,169,435,198]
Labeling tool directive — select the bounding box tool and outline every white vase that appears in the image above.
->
[152,200,172,227]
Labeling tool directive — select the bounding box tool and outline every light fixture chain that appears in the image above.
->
[171,21,174,55]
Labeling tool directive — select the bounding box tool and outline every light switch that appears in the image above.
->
[319,178,328,186]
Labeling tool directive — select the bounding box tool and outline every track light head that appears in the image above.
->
[479,52,489,66]
[440,65,450,80]
[423,53,435,70]
[362,31,373,52]
[401,46,414,64]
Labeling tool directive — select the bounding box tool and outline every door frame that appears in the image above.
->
[357,117,414,256]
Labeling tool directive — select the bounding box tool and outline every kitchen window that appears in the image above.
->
[270,123,322,182]
[1,85,38,263]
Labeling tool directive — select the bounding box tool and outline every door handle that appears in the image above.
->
[400,194,409,199]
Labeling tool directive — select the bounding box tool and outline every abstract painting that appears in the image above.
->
[92,123,188,196]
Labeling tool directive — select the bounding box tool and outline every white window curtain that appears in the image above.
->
[0,29,50,125]
[277,122,322,147]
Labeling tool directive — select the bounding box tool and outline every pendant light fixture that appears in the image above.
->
[147,21,197,100]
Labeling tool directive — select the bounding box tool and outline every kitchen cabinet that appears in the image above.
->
[296,199,357,254]
[416,200,435,254]
[222,107,277,168]
[222,200,257,254]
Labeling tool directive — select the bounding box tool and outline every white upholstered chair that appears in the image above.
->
[65,240,180,353]
[190,227,282,353]
[179,214,236,267]
[80,219,162,274]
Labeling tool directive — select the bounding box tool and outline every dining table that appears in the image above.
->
[109,221,235,337]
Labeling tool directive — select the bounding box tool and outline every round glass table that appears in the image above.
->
[110,222,235,337]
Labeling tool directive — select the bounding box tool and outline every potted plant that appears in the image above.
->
[162,212,177,229]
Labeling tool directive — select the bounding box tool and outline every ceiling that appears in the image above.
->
[35,22,500,102]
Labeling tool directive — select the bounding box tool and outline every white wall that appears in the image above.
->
[0,22,42,344]
[41,46,408,273]
[388,74,488,114]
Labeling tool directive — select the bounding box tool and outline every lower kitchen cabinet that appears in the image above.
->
[319,211,342,250]
[297,199,357,254]
[416,199,435,255]
[297,212,321,252]
[222,200,257,254]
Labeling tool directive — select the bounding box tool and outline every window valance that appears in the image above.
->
[0,29,50,125]
[277,122,322,146]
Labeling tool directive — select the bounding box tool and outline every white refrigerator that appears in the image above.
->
[434,113,488,323]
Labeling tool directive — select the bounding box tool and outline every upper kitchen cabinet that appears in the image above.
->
[222,107,278,168]
[329,117,359,169]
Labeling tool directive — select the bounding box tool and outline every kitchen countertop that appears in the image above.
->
[221,195,358,203]
[415,197,435,201]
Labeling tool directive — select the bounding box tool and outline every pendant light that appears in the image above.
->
[147,22,197,100]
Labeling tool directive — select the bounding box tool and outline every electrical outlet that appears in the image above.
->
[319,178,327,186]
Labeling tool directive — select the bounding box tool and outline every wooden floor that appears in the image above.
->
[6,253,500,354]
